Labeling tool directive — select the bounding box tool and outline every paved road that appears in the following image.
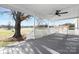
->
[0,33,79,54]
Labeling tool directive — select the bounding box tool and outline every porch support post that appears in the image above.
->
[34,17,36,39]
[75,18,79,35]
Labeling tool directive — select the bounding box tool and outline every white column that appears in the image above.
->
[34,17,36,39]
[47,20,50,34]
[75,18,79,35]
[53,20,56,33]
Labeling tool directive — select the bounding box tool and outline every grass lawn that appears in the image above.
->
[0,28,33,47]
[0,28,14,47]
[0,28,14,40]
[0,41,15,47]
[0,28,14,36]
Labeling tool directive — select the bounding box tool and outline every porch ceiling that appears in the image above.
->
[0,4,79,20]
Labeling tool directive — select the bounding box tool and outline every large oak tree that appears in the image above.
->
[11,10,31,41]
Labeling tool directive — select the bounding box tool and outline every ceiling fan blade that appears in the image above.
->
[59,12,68,14]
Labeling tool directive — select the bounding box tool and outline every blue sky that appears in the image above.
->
[0,7,35,26]
[0,7,75,26]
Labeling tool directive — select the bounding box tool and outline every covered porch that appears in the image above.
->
[0,4,79,54]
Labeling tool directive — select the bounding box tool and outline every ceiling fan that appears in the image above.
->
[55,10,68,16]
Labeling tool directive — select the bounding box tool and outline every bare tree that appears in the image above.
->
[11,10,31,41]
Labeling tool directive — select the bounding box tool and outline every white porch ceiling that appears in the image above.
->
[0,4,79,20]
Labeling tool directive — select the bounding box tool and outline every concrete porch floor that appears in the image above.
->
[0,33,79,54]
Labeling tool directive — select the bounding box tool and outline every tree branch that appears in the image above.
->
[11,9,16,20]
[20,15,31,21]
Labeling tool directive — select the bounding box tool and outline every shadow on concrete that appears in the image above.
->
[1,33,79,54]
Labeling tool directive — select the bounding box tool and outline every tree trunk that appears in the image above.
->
[13,20,23,41]
[11,11,28,41]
